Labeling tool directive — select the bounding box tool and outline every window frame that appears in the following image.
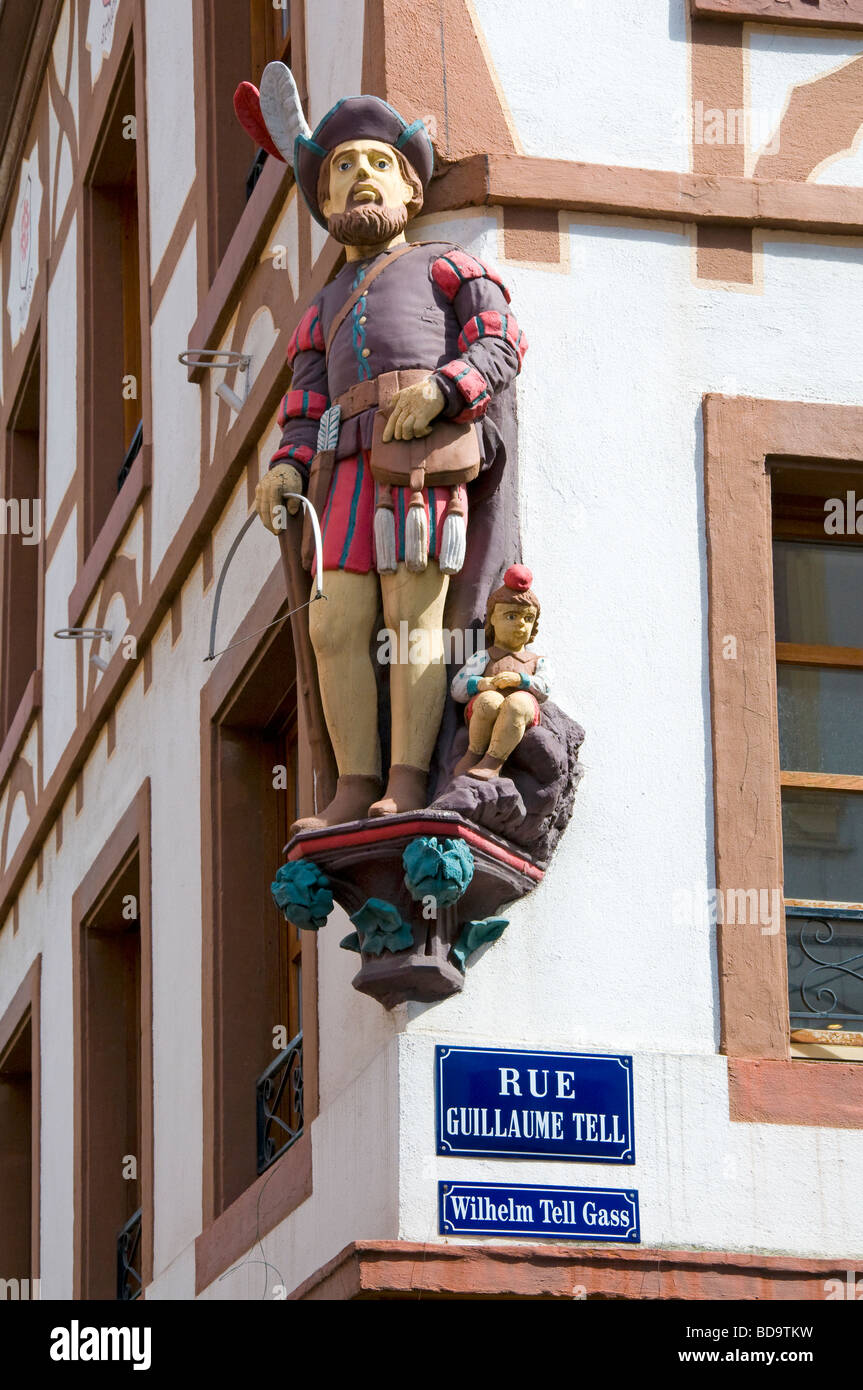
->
[81,40,146,558]
[249,0,292,87]
[773,532,863,797]
[770,490,863,1052]
[0,955,41,1291]
[71,781,153,1299]
[197,559,317,1291]
[703,393,863,1125]
[0,334,43,749]
[194,0,302,287]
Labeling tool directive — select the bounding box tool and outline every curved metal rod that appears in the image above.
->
[178,348,251,371]
[205,494,324,662]
[289,494,325,603]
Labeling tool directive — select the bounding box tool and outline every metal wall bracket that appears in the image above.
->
[54,627,114,673]
[178,348,252,414]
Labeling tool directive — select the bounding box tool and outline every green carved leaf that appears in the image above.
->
[351,898,415,956]
[451,918,509,971]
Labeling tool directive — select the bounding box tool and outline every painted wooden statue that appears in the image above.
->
[235,66,527,831]
[450,565,550,780]
[234,67,583,1007]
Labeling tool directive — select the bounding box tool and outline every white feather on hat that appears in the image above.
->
[259,62,311,165]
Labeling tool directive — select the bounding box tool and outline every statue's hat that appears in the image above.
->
[233,66,434,229]
[296,97,434,227]
[485,566,541,640]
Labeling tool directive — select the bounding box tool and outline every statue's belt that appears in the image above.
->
[333,369,432,423]
[330,366,480,496]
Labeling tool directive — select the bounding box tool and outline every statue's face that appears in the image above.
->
[322,139,414,218]
[491,603,536,651]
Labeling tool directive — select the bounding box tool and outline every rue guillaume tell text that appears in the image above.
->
[444,1066,627,1144]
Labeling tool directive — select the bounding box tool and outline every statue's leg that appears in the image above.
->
[469,691,537,781]
[451,691,504,777]
[368,562,449,816]
[291,569,382,832]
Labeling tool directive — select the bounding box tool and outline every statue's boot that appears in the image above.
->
[290,775,382,834]
[451,748,482,778]
[368,764,428,817]
[467,753,504,781]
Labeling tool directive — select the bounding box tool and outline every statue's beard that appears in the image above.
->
[327,202,409,246]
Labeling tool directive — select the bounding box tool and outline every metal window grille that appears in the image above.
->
[256,1031,303,1174]
[116,1206,143,1301]
[117,419,143,492]
[246,148,268,201]
[786,904,863,1030]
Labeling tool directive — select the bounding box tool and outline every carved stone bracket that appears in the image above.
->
[280,811,544,1009]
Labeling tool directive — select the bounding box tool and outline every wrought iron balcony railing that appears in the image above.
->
[256,1031,303,1175]
[786,905,863,1032]
[116,1206,143,1301]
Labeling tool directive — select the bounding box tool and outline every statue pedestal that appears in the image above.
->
[284,811,544,1009]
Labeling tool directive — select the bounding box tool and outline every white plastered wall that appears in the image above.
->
[304,0,365,127]
[746,26,863,182]
[144,0,197,272]
[471,0,691,171]
[44,223,77,534]
[149,231,201,572]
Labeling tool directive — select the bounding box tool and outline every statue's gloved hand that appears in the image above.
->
[255,463,303,533]
[382,377,445,442]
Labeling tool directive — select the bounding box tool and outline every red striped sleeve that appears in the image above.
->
[431,251,512,304]
[286,304,324,364]
[457,311,528,370]
[277,389,329,427]
[438,358,491,421]
[270,443,314,469]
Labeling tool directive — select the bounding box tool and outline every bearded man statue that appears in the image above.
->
[236,70,528,832]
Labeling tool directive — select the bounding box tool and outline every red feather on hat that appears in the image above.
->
[233,82,286,163]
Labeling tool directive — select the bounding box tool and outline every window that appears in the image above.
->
[207,616,303,1213]
[77,856,142,1298]
[201,2,293,275]
[83,44,143,553]
[247,2,293,200]
[73,785,151,1300]
[197,576,318,1286]
[0,960,40,1298]
[0,339,40,744]
[249,0,291,86]
[771,463,863,1057]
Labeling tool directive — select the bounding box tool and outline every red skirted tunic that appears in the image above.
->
[270,244,527,572]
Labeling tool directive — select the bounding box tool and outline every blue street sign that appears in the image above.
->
[436,1046,635,1163]
[439,1181,640,1242]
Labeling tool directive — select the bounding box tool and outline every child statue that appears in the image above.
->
[450,565,550,780]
